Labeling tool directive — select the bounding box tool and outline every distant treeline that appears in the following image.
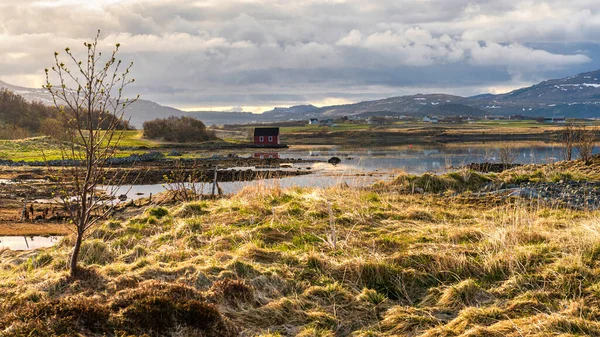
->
[0,89,57,139]
[0,89,132,139]
[143,116,217,142]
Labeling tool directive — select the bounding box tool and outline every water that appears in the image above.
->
[109,142,580,199]
[0,236,62,251]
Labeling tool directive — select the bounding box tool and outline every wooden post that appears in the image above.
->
[20,198,28,221]
[211,166,218,196]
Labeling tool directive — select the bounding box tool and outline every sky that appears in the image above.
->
[1,0,600,113]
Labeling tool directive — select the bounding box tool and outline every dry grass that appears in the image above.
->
[1,173,600,336]
[0,222,70,236]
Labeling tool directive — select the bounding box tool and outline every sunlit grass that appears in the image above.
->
[2,166,600,335]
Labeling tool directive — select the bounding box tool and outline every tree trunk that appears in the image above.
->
[70,231,83,277]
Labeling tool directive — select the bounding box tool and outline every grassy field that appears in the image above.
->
[0,135,154,161]
[113,130,161,148]
[0,122,593,161]
[2,165,600,336]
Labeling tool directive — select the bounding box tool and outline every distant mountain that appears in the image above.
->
[0,80,54,104]
[260,70,600,120]
[262,94,467,119]
[184,111,263,126]
[262,105,319,119]
[4,68,600,125]
[0,80,263,127]
[464,69,600,118]
[422,103,487,117]
[318,94,465,117]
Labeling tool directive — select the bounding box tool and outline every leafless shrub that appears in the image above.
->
[498,146,517,166]
[560,123,576,161]
[574,125,597,163]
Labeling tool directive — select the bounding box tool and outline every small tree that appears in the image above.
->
[44,30,138,277]
[560,123,576,161]
[498,146,517,167]
[574,125,596,163]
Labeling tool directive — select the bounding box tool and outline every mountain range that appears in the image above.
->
[0,80,261,128]
[2,69,600,127]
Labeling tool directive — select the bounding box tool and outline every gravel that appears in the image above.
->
[475,180,600,210]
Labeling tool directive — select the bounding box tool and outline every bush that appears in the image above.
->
[143,116,217,142]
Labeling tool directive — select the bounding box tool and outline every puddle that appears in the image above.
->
[0,236,62,251]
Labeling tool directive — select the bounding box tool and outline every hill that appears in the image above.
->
[263,70,600,120]
[464,69,600,117]
[4,68,600,125]
[0,81,264,128]
[263,94,468,119]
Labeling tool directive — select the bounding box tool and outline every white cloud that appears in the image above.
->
[0,0,598,110]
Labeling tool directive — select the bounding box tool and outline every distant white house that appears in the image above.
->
[423,116,438,123]
[308,118,319,125]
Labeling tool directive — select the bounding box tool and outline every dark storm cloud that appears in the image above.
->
[0,0,598,111]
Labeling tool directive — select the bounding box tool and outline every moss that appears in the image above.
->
[357,288,387,306]
[147,207,169,219]
[23,251,53,271]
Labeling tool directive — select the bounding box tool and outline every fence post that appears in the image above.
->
[211,166,218,196]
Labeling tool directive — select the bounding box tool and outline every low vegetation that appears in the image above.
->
[2,172,600,336]
[0,89,57,139]
[0,89,132,141]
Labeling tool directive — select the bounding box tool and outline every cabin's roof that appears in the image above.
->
[254,127,280,136]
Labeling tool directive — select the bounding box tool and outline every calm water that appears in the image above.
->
[0,236,61,251]
[111,142,583,199]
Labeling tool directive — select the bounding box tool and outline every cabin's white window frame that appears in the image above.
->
[259,136,264,142]
[268,136,273,142]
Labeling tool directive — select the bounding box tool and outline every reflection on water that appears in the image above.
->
[0,236,62,251]
[109,143,594,200]
[281,144,571,173]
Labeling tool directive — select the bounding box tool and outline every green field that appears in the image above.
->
[111,130,160,148]
[0,132,159,162]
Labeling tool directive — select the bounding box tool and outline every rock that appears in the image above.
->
[328,157,342,166]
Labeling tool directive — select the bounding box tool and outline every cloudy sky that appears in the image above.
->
[1,0,600,113]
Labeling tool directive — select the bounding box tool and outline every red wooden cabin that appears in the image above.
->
[253,127,280,145]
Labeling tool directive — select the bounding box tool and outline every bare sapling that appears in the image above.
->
[498,146,517,167]
[574,125,596,163]
[561,123,576,161]
[43,30,138,277]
